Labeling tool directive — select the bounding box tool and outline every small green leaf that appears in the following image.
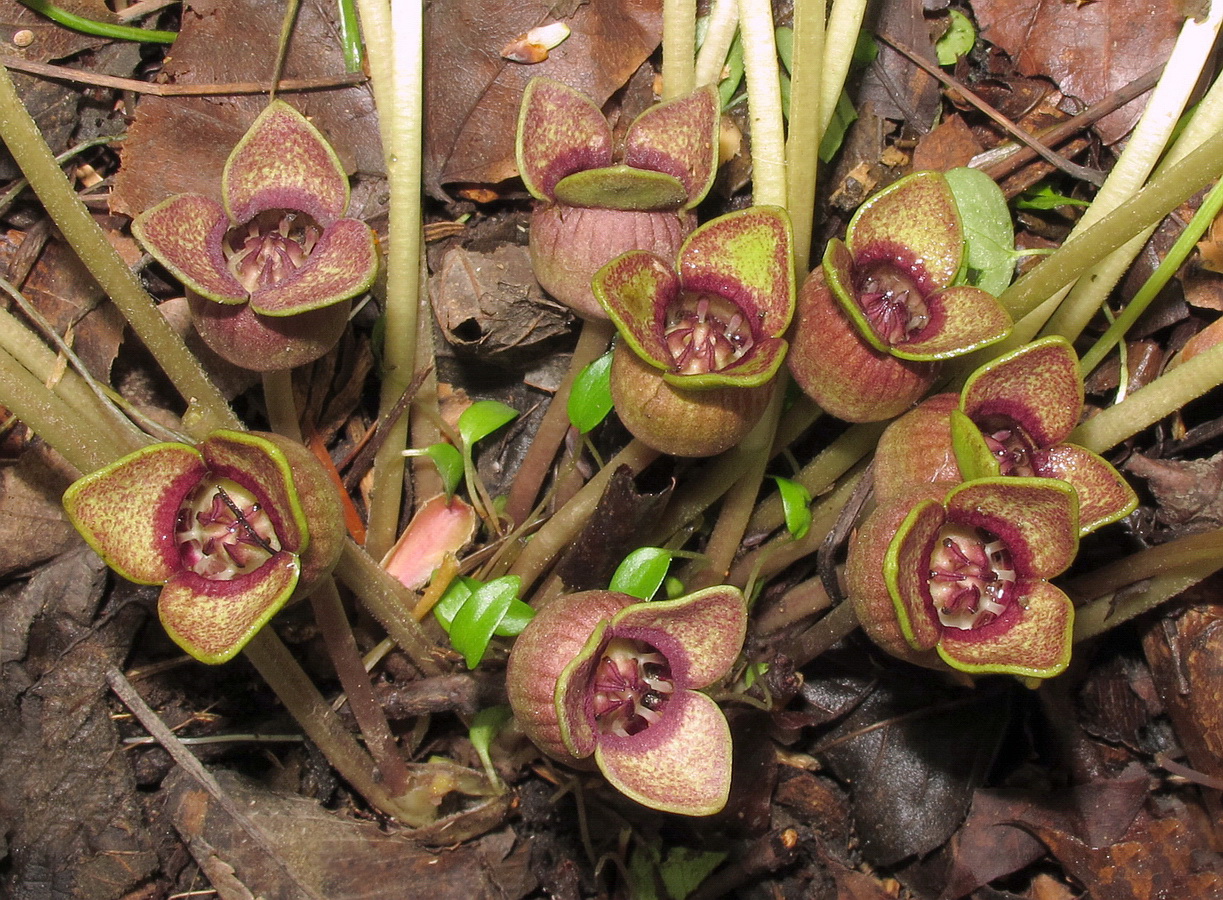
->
[432,576,478,630]
[935,9,975,66]
[1015,184,1092,210]
[449,575,522,668]
[458,400,519,448]
[469,704,513,787]
[609,547,674,600]
[818,91,857,163]
[568,351,614,434]
[659,847,730,900]
[717,31,745,109]
[742,660,769,689]
[494,597,536,636]
[627,845,663,900]
[945,166,1016,296]
[772,476,812,540]
[425,443,463,498]
[775,26,793,74]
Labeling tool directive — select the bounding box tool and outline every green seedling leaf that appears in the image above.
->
[432,576,478,630]
[1015,184,1092,210]
[819,90,858,163]
[717,30,745,109]
[609,547,674,600]
[568,350,614,434]
[469,704,513,788]
[742,660,770,689]
[407,442,462,498]
[495,597,536,636]
[627,845,663,900]
[659,847,730,900]
[945,166,1016,296]
[936,9,975,66]
[775,26,793,74]
[458,400,519,448]
[772,476,812,540]
[449,575,522,668]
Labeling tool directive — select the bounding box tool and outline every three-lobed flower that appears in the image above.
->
[63,430,344,664]
[133,101,379,371]
[506,586,747,816]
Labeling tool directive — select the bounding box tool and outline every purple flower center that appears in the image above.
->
[591,638,675,737]
[175,477,281,579]
[855,261,930,345]
[927,524,1016,631]
[224,209,321,293]
[975,415,1037,477]
[664,292,756,375]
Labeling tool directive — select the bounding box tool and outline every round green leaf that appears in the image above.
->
[458,400,519,448]
[772,476,813,540]
[945,166,1016,297]
[449,575,522,668]
[609,547,674,600]
[935,9,975,66]
[568,350,614,434]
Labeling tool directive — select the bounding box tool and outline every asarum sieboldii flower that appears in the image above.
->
[873,337,1138,535]
[517,77,719,320]
[62,431,344,664]
[132,101,379,371]
[506,586,747,816]
[591,207,794,456]
[846,478,1079,679]
[788,171,1012,422]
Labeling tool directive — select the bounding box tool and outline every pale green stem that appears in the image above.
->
[819,0,869,137]
[0,303,146,456]
[782,598,860,668]
[508,440,660,595]
[747,420,885,536]
[1080,175,1223,375]
[0,65,237,438]
[999,124,1223,320]
[662,0,696,99]
[784,0,824,270]
[737,0,787,208]
[694,0,739,87]
[243,628,430,825]
[0,342,112,473]
[262,369,302,441]
[687,377,786,589]
[1069,528,1223,642]
[334,540,444,677]
[354,0,394,115]
[1041,8,1223,342]
[365,1,425,559]
[1070,341,1223,453]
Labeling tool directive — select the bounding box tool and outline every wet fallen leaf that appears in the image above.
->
[422,0,662,196]
[972,0,1180,143]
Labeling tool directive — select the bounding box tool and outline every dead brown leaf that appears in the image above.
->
[422,0,662,197]
[0,445,81,578]
[165,767,537,900]
[1124,451,1223,532]
[111,0,382,219]
[972,0,1180,143]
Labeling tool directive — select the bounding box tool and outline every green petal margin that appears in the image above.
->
[961,337,1083,447]
[159,554,301,664]
[596,689,732,816]
[950,407,1001,481]
[624,84,720,209]
[611,585,747,688]
[249,218,379,315]
[555,620,610,759]
[884,498,945,651]
[938,580,1073,678]
[679,207,794,337]
[516,77,613,202]
[848,171,963,290]
[1034,443,1138,535]
[63,442,207,585]
[199,431,308,554]
[822,238,892,354]
[592,250,679,368]
[892,286,1012,361]
[552,164,689,211]
[223,101,350,226]
[945,478,1079,580]
[132,195,247,304]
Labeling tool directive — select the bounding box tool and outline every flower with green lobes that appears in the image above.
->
[592,206,794,456]
[132,101,379,372]
[873,337,1138,535]
[506,586,747,816]
[846,478,1079,679]
[517,77,719,320]
[62,431,345,664]
[788,171,1013,422]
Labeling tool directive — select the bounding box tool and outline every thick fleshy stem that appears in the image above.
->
[1069,527,1223,643]
[785,0,824,271]
[662,0,696,99]
[0,65,238,438]
[504,319,615,526]
[693,0,738,88]
[737,0,786,208]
